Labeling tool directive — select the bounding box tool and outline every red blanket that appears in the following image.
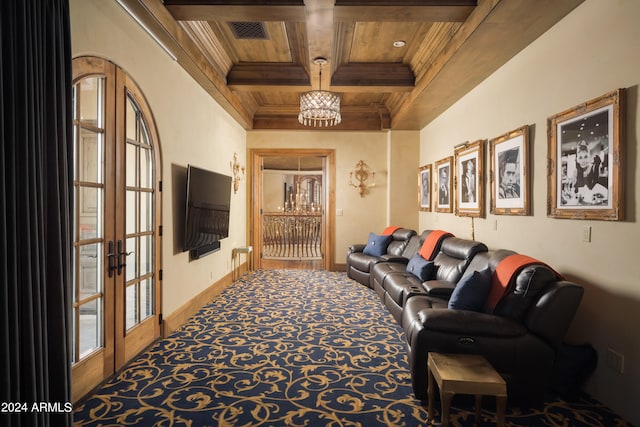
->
[418,230,453,261]
[381,225,401,236]
[484,254,563,311]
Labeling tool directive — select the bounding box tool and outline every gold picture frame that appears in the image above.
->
[419,164,432,211]
[490,125,530,216]
[547,88,625,220]
[434,157,453,213]
[454,140,485,218]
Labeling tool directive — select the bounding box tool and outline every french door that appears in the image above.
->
[71,57,162,402]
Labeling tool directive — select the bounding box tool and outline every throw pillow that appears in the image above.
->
[448,267,493,311]
[362,232,392,257]
[406,254,435,282]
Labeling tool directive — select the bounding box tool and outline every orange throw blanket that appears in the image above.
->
[382,225,401,236]
[484,254,563,311]
[418,230,453,261]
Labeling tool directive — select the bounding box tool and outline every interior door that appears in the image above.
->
[71,57,162,402]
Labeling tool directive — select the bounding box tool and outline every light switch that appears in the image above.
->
[336,208,343,216]
[582,226,591,242]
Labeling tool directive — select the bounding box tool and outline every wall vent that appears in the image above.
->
[229,22,268,40]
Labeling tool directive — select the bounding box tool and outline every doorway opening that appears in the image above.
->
[251,149,335,271]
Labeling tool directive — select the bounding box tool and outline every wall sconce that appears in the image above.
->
[349,160,376,197]
[230,152,245,194]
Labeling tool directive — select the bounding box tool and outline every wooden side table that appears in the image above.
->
[427,352,507,427]
[231,246,253,280]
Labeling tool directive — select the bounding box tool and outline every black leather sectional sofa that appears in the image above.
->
[346,229,584,403]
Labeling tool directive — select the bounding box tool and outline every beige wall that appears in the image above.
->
[419,1,640,424]
[71,0,247,317]
[247,130,419,264]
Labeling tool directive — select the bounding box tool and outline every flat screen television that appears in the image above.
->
[183,165,232,258]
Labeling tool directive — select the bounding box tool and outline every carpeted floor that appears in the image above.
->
[74,269,632,426]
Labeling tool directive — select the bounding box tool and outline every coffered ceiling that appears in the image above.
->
[119,0,584,131]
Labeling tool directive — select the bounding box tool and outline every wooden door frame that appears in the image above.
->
[250,148,335,271]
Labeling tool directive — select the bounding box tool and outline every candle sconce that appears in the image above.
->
[230,152,245,194]
[349,160,376,197]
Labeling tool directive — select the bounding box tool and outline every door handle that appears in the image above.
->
[116,240,133,276]
[107,241,117,278]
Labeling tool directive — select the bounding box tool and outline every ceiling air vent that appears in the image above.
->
[229,22,268,40]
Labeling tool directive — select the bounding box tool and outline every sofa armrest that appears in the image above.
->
[422,279,456,299]
[417,308,528,337]
[348,244,366,254]
[380,254,409,264]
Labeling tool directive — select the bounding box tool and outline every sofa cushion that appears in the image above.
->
[406,255,435,281]
[448,267,492,311]
[362,232,392,257]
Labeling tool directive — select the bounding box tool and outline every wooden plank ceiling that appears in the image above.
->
[120,0,584,131]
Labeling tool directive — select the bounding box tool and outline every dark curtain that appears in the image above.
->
[1,1,73,426]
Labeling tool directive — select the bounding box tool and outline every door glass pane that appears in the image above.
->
[140,192,152,232]
[140,146,152,188]
[78,298,102,358]
[79,129,103,183]
[126,97,137,140]
[140,278,153,321]
[140,120,150,146]
[125,237,138,282]
[79,243,102,297]
[125,284,138,330]
[139,235,152,276]
[126,142,137,187]
[78,187,102,240]
[126,190,137,235]
[79,77,103,127]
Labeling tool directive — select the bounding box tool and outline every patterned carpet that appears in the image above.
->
[74,269,632,427]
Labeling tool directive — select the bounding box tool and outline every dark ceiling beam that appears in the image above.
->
[227,64,310,91]
[331,63,414,92]
[334,3,475,22]
[164,2,306,22]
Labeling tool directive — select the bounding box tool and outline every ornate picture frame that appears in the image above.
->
[489,125,530,215]
[434,157,453,213]
[419,164,431,211]
[547,88,625,220]
[454,140,485,218]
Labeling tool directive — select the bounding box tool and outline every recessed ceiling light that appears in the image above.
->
[393,40,406,48]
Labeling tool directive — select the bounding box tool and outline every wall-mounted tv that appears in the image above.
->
[183,165,232,259]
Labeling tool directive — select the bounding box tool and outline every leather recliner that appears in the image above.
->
[381,237,488,323]
[402,251,584,403]
[346,228,416,288]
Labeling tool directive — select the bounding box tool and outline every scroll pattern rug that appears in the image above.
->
[73,269,632,427]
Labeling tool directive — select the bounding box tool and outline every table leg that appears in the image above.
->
[440,390,454,427]
[427,364,434,425]
[475,395,482,425]
[496,395,507,427]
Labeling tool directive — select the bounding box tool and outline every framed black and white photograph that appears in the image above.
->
[547,88,625,220]
[490,125,530,215]
[454,140,485,217]
[419,164,431,211]
[434,157,453,213]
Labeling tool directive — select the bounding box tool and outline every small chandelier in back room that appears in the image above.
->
[298,57,342,127]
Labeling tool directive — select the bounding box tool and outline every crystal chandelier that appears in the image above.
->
[298,57,342,127]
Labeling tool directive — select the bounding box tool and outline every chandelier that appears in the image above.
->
[298,57,342,127]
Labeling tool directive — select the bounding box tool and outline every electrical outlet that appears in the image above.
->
[606,347,624,374]
[582,226,591,242]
